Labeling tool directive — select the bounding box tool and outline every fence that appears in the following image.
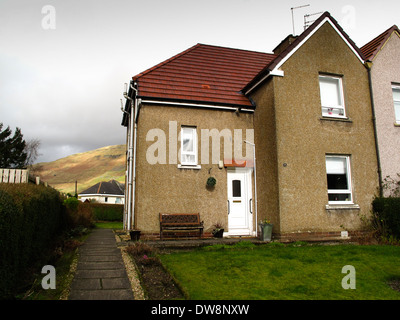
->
[0,168,29,183]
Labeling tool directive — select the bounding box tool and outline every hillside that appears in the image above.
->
[32,145,126,194]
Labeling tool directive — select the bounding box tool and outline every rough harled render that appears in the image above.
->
[249,13,379,238]
[361,25,400,196]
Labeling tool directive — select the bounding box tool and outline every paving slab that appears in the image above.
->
[68,228,134,300]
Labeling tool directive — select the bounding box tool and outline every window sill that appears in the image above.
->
[320,116,352,123]
[177,164,201,170]
[394,122,400,127]
[325,204,360,210]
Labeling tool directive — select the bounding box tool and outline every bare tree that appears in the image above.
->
[24,138,41,167]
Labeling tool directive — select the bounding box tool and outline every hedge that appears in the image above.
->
[372,197,400,239]
[0,183,66,299]
[90,203,123,221]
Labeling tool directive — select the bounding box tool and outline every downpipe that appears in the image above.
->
[122,82,137,231]
[366,62,383,196]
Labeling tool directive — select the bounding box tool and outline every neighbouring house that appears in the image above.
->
[78,179,125,204]
[360,25,400,196]
[121,12,380,240]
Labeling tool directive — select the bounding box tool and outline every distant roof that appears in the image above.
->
[360,25,400,61]
[79,180,125,196]
[132,43,276,108]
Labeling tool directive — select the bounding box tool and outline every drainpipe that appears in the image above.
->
[244,140,257,236]
[121,98,130,231]
[366,61,383,197]
[130,83,140,231]
[123,82,137,231]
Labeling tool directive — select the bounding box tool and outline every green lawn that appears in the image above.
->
[159,242,400,300]
[94,221,123,229]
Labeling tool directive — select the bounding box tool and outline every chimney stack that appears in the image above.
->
[273,34,298,55]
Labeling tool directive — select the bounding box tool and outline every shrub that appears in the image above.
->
[382,174,400,197]
[126,242,154,257]
[64,200,94,229]
[0,183,67,299]
[63,196,79,211]
[372,197,400,240]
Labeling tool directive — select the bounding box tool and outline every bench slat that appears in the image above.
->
[159,213,203,240]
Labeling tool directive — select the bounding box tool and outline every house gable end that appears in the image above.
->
[244,12,365,95]
[272,17,365,73]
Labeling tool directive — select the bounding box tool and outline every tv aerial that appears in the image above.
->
[304,11,324,30]
[291,4,310,35]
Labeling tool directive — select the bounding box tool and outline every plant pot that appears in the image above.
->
[259,223,273,242]
[206,177,216,187]
[130,230,141,241]
[213,229,224,238]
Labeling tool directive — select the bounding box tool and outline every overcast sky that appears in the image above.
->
[0,0,399,163]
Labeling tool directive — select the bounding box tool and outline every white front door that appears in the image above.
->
[227,168,253,236]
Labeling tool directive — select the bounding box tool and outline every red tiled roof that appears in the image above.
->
[132,44,276,108]
[360,25,400,61]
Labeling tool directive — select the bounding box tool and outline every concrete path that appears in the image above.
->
[68,229,134,300]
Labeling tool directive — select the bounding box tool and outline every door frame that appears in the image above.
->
[226,167,254,236]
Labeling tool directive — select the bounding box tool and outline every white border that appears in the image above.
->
[141,99,255,113]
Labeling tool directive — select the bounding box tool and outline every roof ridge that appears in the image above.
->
[196,43,272,55]
[132,44,201,81]
[132,43,275,82]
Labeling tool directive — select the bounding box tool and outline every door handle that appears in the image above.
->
[227,200,230,215]
[249,198,253,214]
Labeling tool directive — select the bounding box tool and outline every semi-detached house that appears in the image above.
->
[361,25,400,197]
[121,12,380,241]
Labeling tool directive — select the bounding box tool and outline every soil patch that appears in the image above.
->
[388,279,400,292]
[126,243,184,300]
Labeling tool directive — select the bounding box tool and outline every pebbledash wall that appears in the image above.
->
[369,31,400,195]
[134,104,255,235]
[250,21,379,239]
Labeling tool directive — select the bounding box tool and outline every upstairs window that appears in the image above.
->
[392,85,400,124]
[319,75,346,118]
[326,155,353,204]
[180,126,197,166]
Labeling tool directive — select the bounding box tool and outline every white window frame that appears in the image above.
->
[392,85,400,124]
[319,75,346,118]
[325,155,353,205]
[180,126,198,166]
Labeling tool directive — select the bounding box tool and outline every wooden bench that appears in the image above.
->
[159,213,204,240]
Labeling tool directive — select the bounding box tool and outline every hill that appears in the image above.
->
[32,145,126,194]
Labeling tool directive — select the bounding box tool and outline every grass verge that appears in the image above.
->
[17,230,91,300]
